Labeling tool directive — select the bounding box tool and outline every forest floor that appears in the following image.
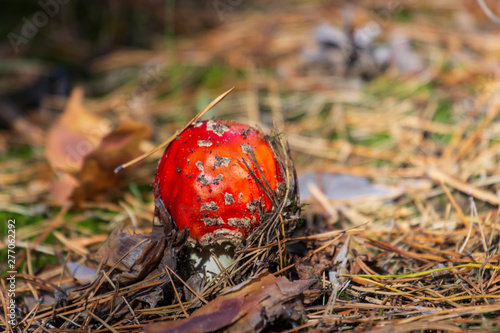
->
[2,1,500,332]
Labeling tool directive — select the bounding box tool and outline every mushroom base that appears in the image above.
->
[190,243,235,278]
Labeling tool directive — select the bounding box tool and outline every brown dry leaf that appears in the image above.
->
[50,172,79,204]
[46,87,108,173]
[89,119,152,171]
[94,224,167,283]
[45,87,151,204]
[146,271,315,333]
[295,260,317,280]
[71,119,151,203]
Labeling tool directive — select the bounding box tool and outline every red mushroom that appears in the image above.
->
[154,120,282,275]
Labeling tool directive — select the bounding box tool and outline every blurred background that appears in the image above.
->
[1,0,500,267]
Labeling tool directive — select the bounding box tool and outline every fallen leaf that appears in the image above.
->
[94,224,167,283]
[88,119,151,171]
[146,271,315,333]
[45,87,151,204]
[46,87,108,173]
[71,119,150,203]
[49,172,79,205]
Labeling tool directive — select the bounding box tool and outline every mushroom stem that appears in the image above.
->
[190,244,235,278]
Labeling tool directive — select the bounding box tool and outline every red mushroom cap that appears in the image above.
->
[154,120,282,246]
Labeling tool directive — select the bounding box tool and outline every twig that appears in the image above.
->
[470,197,488,253]
[164,265,207,304]
[210,250,235,287]
[89,312,119,333]
[440,180,467,227]
[458,198,475,254]
[115,87,234,173]
[163,266,189,318]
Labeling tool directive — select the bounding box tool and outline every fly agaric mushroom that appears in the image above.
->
[154,120,282,276]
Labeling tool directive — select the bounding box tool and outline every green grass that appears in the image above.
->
[355,132,392,146]
[395,8,412,22]
[433,99,454,124]
[0,208,115,274]
[428,99,455,144]
[0,211,43,274]
[0,144,34,161]
[366,76,433,100]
